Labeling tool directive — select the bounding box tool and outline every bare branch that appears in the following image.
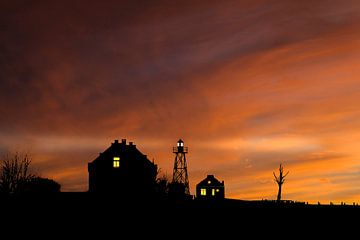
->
[0,151,35,194]
[273,172,279,183]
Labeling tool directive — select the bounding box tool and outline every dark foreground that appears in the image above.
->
[1,193,359,236]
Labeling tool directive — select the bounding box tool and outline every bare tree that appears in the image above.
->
[0,152,35,194]
[155,168,170,196]
[273,164,289,202]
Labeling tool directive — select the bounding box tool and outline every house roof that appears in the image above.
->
[89,139,154,166]
[197,175,224,187]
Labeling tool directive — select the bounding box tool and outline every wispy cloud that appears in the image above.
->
[1,0,360,202]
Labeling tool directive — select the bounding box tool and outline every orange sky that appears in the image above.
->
[1,0,360,203]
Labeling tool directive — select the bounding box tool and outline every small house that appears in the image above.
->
[196,175,225,200]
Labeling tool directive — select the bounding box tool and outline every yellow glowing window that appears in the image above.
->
[113,157,120,168]
[208,180,211,184]
[216,189,220,192]
[212,189,215,196]
[200,188,206,196]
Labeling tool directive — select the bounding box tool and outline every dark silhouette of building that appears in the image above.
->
[169,139,191,198]
[196,175,225,200]
[88,139,157,196]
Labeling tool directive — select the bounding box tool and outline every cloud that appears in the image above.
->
[1,0,360,202]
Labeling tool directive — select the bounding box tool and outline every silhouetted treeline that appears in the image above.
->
[0,152,61,195]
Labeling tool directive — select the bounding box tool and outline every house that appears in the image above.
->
[88,139,158,196]
[196,175,225,200]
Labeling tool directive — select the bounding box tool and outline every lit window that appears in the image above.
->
[180,142,184,147]
[216,189,220,192]
[208,180,211,184]
[113,157,120,168]
[212,189,215,196]
[113,161,120,168]
[200,188,206,196]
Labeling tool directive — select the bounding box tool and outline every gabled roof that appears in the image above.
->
[197,175,224,187]
[90,139,152,165]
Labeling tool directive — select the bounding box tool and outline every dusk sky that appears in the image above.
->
[1,0,360,203]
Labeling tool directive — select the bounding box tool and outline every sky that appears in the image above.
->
[1,0,360,203]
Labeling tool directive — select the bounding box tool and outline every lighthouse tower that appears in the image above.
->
[171,139,190,195]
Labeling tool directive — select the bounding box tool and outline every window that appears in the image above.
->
[200,188,206,196]
[113,157,120,168]
[216,189,220,192]
[207,180,211,184]
[212,189,215,196]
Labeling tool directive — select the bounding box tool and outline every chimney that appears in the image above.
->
[114,139,119,144]
[129,141,133,146]
[121,139,126,145]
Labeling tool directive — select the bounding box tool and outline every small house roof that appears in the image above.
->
[197,175,224,187]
